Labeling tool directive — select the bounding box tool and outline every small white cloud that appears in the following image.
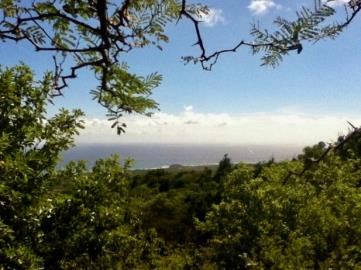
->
[184,105,193,112]
[248,0,282,15]
[198,8,225,27]
[324,0,349,7]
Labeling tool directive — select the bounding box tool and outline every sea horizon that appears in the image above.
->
[61,143,304,170]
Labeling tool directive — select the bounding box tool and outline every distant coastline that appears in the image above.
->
[61,143,303,170]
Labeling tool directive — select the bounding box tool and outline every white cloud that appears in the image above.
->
[76,107,361,146]
[184,105,193,112]
[198,8,225,27]
[248,0,282,14]
[323,0,349,7]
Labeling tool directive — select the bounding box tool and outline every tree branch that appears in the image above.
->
[282,123,361,184]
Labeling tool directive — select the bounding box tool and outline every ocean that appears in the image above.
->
[60,144,303,170]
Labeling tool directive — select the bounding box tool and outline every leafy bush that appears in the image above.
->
[0,65,160,269]
[198,154,361,269]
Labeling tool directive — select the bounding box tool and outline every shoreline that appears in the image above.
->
[131,163,221,173]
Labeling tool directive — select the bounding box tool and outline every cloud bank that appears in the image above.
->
[76,106,360,146]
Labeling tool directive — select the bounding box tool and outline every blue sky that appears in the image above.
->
[1,0,361,145]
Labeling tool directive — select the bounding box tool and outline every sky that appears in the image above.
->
[1,0,361,145]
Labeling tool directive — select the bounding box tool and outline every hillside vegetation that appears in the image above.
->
[2,65,361,269]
